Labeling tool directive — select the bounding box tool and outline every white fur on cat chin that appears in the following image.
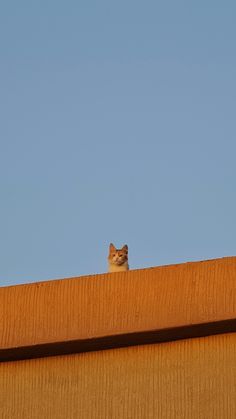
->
[108,261,129,273]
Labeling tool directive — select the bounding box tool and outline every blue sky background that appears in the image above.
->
[1,1,236,286]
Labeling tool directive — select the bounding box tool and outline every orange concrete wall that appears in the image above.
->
[1,256,236,418]
[1,333,236,419]
[1,256,236,361]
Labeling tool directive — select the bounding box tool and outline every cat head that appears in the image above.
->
[108,243,128,266]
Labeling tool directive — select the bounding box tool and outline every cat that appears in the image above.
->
[108,243,129,273]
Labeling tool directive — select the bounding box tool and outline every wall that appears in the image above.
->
[1,256,236,418]
[1,333,236,419]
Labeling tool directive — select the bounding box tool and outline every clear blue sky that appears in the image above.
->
[1,1,236,286]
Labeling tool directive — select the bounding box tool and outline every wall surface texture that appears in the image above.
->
[1,256,236,360]
[1,256,236,418]
[1,333,236,419]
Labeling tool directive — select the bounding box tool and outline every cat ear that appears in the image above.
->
[109,243,116,251]
[122,244,128,252]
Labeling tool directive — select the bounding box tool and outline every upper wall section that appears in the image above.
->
[1,257,236,361]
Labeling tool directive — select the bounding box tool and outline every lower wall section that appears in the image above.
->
[1,333,236,419]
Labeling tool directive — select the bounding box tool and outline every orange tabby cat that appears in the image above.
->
[108,243,129,272]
